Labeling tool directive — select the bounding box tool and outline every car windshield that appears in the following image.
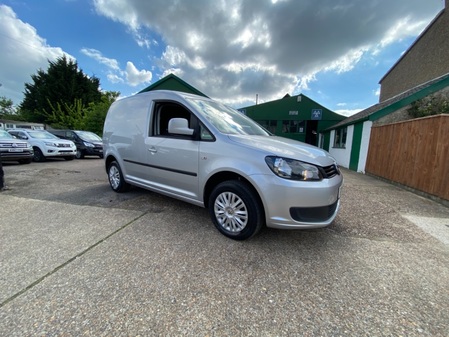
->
[28,131,59,139]
[0,130,15,139]
[187,98,270,136]
[76,131,102,141]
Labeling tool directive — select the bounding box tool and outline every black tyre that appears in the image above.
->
[76,149,84,159]
[208,180,264,240]
[107,160,130,192]
[64,156,74,161]
[33,147,45,162]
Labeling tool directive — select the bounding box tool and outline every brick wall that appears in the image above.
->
[379,4,449,102]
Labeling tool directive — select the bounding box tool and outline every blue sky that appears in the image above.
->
[0,0,445,116]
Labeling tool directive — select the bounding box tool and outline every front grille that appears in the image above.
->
[57,143,71,148]
[320,164,340,179]
[0,142,28,148]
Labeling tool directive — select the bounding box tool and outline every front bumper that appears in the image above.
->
[0,149,34,161]
[44,146,76,157]
[84,146,103,156]
[251,173,343,229]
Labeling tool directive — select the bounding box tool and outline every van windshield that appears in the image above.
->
[187,98,271,136]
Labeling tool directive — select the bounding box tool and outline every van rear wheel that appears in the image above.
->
[108,161,130,192]
[209,180,264,240]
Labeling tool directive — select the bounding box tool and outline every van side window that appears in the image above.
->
[200,123,214,140]
[152,102,197,138]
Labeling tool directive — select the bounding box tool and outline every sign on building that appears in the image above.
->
[311,109,322,120]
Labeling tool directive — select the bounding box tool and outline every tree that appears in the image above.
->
[19,55,102,123]
[44,91,119,135]
[0,96,16,117]
[45,98,86,130]
[84,91,120,135]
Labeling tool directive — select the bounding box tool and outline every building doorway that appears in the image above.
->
[305,120,318,146]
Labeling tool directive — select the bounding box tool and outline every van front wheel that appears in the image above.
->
[108,161,130,192]
[208,180,264,240]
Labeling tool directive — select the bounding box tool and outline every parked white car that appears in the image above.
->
[103,90,343,240]
[8,129,76,162]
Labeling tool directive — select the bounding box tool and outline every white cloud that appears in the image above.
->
[93,0,443,106]
[81,48,120,71]
[81,48,153,87]
[125,61,152,86]
[107,73,124,84]
[1,0,443,110]
[0,5,68,105]
[0,4,154,105]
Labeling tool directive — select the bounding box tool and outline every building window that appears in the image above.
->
[258,120,277,133]
[333,127,347,148]
[282,120,305,133]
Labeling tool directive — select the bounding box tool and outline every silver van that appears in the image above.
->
[103,90,343,240]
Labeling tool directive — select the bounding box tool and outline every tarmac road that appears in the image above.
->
[1,158,448,336]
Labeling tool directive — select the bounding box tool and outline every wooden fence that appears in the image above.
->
[365,114,449,201]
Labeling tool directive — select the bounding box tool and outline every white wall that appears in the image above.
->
[328,125,353,168]
[357,121,373,173]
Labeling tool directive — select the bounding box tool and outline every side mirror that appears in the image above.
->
[168,118,194,136]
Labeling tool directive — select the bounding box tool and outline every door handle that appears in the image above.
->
[148,147,157,153]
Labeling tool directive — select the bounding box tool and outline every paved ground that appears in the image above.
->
[0,159,448,336]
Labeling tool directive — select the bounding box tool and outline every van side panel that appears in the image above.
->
[103,94,153,178]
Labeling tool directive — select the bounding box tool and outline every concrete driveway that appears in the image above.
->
[1,159,448,336]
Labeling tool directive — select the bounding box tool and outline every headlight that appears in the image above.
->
[265,156,322,181]
[44,141,57,147]
[83,142,94,147]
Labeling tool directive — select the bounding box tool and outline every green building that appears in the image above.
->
[139,73,209,97]
[240,94,345,146]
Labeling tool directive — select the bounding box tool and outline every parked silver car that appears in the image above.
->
[0,129,33,164]
[103,90,343,240]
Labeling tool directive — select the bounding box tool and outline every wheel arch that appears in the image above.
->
[105,154,117,172]
[32,145,45,161]
[32,145,43,152]
[203,171,265,221]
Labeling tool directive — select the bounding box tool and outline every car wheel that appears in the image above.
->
[33,147,45,162]
[108,161,130,192]
[208,180,264,240]
[64,156,74,161]
[76,149,84,159]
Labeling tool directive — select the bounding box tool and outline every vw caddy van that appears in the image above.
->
[103,90,343,240]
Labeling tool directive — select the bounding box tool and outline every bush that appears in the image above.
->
[408,94,449,118]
